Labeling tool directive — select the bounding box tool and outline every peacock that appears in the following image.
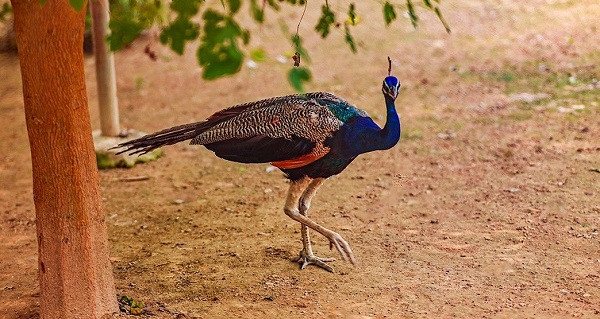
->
[116,68,401,272]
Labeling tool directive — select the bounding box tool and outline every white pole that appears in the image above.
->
[90,0,120,137]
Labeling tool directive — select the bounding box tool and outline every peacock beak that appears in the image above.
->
[391,86,398,98]
[385,86,398,100]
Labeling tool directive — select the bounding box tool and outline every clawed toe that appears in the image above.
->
[327,232,356,264]
[292,250,335,272]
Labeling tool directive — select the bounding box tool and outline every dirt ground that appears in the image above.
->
[1,0,599,318]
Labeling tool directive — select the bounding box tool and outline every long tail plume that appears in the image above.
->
[114,121,207,156]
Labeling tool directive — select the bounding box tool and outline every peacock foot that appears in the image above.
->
[327,231,356,264]
[292,249,336,272]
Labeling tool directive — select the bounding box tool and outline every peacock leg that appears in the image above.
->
[284,177,356,266]
[291,178,336,272]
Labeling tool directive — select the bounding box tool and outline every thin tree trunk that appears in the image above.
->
[10,0,118,318]
[90,0,120,137]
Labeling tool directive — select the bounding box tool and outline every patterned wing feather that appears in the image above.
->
[191,92,365,166]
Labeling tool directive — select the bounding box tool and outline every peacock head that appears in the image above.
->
[382,76,401,101]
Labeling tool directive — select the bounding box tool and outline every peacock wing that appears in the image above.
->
[193,94,344,164]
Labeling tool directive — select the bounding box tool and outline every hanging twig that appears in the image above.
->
[295,0,308,39]
[388,56,392,76]
[292,0,308,67]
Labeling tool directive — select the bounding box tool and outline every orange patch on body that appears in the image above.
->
[271,145,330,169]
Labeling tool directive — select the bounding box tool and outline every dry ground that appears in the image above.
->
[1,0,599,318]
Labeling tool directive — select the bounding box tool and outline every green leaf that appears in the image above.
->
[348,3,357,25]
[266,0,280,10]
[171,0,202,16]
[291,35,310,63]
[250,48,267,62]
[288,67,311,92]
[406,0,418,29]
[423,0,433,9]
[315,4,335,38]
[434,7,451,33]
[383,2,396,26]
[197,9,248,79]
[0,3,12,22]
[69,0,85,11]
[108,18,145,51]
[108,0,165,51]
[241,29,250,44]
[250,0,264,23]
[159,17,199,55]
[158,0,202,54]
[281,0,306,5]
[227,0,241,14]
[344,24,357,53]
[199,44,244,79]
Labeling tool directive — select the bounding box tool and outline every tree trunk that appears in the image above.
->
[10,0,118,318]
[90,0,121,137]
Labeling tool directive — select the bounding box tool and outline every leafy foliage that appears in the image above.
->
[288,67,311,92]
[159,17,199,54]
[434,7,451,33]
[0,3,11,22]
[108,0,165,51]
[249,0,264,23]
[197,9,249,79]
[344,3,357,53]
[406,0,418,28]
[315,4,335,38]
[344,24,357,53]
[2,0,451,90]
[291,35,310,63]
[347,3,357,25]
[250,47,266,61]
[383,0,449,32]
[383,1,397,26]
[159,0,202,54]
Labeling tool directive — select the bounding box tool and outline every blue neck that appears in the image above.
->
[344,95,401,156]
[377,95,401,150]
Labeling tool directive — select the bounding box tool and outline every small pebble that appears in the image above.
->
[276,55,287,64]
[557,106,572,113]
[246,60,258,69]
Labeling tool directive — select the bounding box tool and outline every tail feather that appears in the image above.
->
[114,121,207,156]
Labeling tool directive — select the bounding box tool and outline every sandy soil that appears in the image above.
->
[1,0,599,318]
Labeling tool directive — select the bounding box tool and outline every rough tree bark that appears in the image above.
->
[90,0,120,137]
[10,0,118,318]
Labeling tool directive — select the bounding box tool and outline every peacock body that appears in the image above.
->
[117,76,402,272]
